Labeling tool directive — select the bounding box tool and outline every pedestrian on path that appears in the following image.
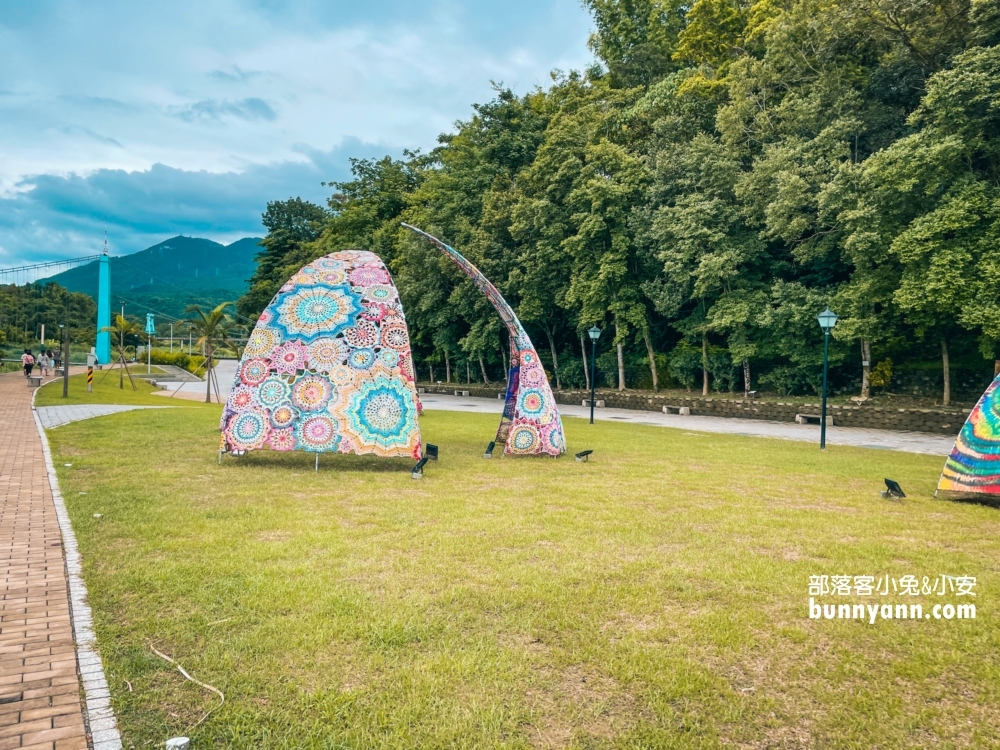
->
[38,350,51,377]
[21,349,34,378]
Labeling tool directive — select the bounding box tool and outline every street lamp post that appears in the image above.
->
[817,307,838,450]
[588,326,602,425]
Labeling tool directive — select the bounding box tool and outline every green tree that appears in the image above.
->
[100,314,142,390]
[185,303,235,403]
[238,198,328,320]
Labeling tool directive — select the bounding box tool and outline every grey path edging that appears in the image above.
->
[31,388,124,750]
[37,404,173,429]
[419,393,955,456]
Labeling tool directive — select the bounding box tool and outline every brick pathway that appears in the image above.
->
[0,372,93,749]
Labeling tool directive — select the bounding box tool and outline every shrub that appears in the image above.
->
[869,358,893,389]
[668,341,702,391]
[556,351,587,389]
[149,349,207,374]
[759,366,823,397]
[707,347,738,392]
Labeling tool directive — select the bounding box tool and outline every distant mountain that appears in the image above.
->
[41,235,262,320]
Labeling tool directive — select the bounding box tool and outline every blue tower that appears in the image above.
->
[95,237,111,364]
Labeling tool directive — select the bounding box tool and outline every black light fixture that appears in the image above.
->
[483,440,495,459]
[575,449,594,462]
[816,307,838,450]
[426,444,439,460]
[587,326,602,425]
[881,478,905,499]
[412,457,429,479]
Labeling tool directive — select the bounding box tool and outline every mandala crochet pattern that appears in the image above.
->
[221,250,422,459]
[937,373,1000,500]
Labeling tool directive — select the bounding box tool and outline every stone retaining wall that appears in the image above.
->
[417,384,970,436]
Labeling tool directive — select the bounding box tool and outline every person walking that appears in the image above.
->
[38,351,51,377]
[21,349,34,379]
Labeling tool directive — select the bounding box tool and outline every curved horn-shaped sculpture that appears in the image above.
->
[402,223,565,457]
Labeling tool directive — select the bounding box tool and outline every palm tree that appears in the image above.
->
[185,302,234,403]
[100,313,141,390]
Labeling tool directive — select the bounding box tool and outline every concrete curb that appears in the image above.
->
[31,387,124,750]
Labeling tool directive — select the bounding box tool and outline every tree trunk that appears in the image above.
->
[942,338,950,406]
[702,333,709,396]
[430,364,434,383]
[466,359,471,384]
[444,349,451,383]
[581,333,590,392]
[642,327,658,392]
[860,338,872,399]
[480,356,491,385]
[614,321,625,391]
[205,350,213,403]
[543,323,562,390]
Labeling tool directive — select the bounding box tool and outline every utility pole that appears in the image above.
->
[62,326,70,398]
[170,323,174,353]
[145,314,155,374]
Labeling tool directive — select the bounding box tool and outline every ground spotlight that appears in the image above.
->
[426,444,439,460]
[483,441,495,459]
[881,478,905,500]
[575,450,594,462]
[412,457,429,479]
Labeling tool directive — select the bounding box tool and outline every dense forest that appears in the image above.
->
[239,0,1000,404]
[0,282,97,355]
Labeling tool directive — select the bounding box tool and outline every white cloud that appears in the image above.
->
[0,0,594,265]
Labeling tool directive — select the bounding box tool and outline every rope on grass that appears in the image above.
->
[149,642,225,730]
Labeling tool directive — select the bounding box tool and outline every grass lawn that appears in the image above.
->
[45,406,1000,748]
[35,371,194,407]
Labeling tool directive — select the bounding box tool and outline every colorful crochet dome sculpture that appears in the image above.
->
[936,373,1000,501]
[220,250,422,460]
[402,224,565,457]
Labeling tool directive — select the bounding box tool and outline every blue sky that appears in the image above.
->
[0,0,594,267]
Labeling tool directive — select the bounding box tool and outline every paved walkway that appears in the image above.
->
[36,406,171,430]
[152,364,201,383]
[419,393,956,456]
[0,372,91,749]
[153,360,237,404]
